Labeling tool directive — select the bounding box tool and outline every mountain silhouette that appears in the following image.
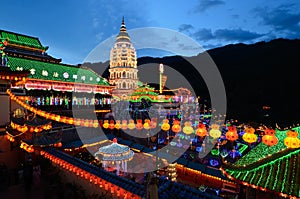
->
[83,38,300,127]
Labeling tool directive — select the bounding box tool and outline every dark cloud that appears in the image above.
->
[192,28,214,40]
[194,0,225,12]
[191,28,264,42]
[178,24,194,33]
[214,28,265,42]
[254,4,300,37]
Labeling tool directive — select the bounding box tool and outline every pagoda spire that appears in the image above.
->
[120,16,127,32]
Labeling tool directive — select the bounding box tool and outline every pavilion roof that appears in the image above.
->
[0,30,48,51]
[7,56,110,86]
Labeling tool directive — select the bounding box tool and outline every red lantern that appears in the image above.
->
[196,123,207,137]
[226,126,238,141]
[109,120,115,130]
[286,130,298,138]
[264,128,275,135]
[171,120,181,133]
[136,119,143,130]
[262,135,278,147]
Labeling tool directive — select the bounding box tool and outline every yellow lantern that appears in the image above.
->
[183,121,194,135]
[115,120,121,130]
[128,119,135,130]
[103,120,109,129]
[284,137,300,148]
[242,132,257,143]
[121,120,128,130]
[209,128,221,139]
[161,119,170,131]
[93,120,99,128]
[143,119,151,130]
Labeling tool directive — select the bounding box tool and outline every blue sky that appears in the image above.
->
[1,0,300,64]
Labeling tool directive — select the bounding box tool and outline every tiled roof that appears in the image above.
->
[7,56,110,86]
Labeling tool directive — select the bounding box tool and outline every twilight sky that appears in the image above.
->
[1,0,300,64]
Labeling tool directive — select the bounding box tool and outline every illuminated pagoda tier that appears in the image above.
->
[221,127,300,199]
[94,138,134,175]
[109,17,138,98]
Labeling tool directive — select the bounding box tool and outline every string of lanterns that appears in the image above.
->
[7,90,300,148]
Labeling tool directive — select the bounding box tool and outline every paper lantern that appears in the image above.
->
[121,120,128,130]
[161,119,170,131]
[93,120,99,128]
[242,132,257,144]
[115,120,121,130]
[284,137,300,148]
[264,128,275,135]
[136,119,143,130]
[225,126,238,141]
[209,124,221,139]
[171,120,181,133]
[103,120,109,129]
[262,134,278,147]
[286,130,298,138]
[109,120,115,130]
[182,121,194,135]
[150,118,157,129]
[143,119,151,130]
[128,120,135,130]
[196,123,207,137]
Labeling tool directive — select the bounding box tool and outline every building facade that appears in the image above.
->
[109,18,138,98]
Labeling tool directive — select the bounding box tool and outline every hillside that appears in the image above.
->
[83,38,300,126]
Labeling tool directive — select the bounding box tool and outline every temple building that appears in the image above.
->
[109,17,139,98]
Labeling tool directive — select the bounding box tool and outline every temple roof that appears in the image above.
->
[7,56,110,86]
[116,17,130,42]
[222,127,300,198]
[0,30,48,51]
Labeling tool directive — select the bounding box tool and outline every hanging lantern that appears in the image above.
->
[136,119,143,130]
[196,123,207,137]
[264,128,275,135]
[103,120,109,129]
[115,120,121,130]
[143,119,151,130]
[121,120,128,130]
[171,120,181,133]
[150,118,157,129]
[93,120,99,128]
[182,121,194,135]
[161,119,170,131]
[225,126,238,141]
[109,120,115,130]
[286,130,299,138]
[262,134,278,147]
[209,124,221,139]
[242,127,257,144]
[128,119,135,130]
[284,130,300,148]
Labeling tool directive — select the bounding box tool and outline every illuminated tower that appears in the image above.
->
[109,17,138,98]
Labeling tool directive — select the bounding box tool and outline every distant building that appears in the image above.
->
[109,17,139,98]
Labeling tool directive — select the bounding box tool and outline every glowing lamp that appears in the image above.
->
[225,126,238,141]
[143,119,151,130]
[108,120,115,130]
[242,133,258,144]
[286,130,298,138]
[284,137,300,148]
[121,120,128,130]
[196,123,207,137]
[183,121,194,135]
[128,120,135,130]
[103,120,109,129]
[171,120,181,133]
[150,118,157,129]
[209,124,221,139]
[136,119,143,130]
[161,119,170,131]
[115,120,121,130]
[262,134,278,147]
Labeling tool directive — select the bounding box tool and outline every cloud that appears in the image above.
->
[192,28,214,41]
[178,24,194,32]
[191,28,264,42]
[254,4,300,37]
[214,28,265,42]
[194,0,225,12]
